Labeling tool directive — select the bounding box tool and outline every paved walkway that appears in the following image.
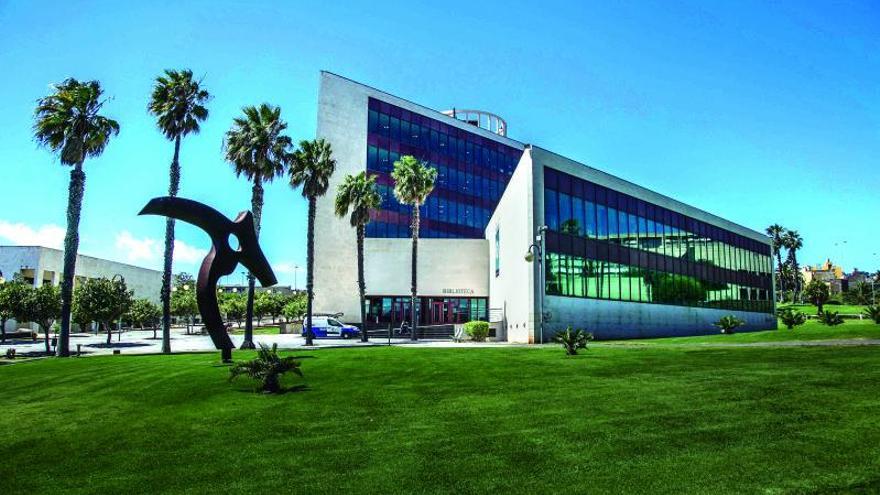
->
[0,327,510,357]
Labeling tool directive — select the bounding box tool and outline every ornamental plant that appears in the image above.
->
[229,343,303,394]
[463,321,490,342]
[817,310,845,327]
[863,306,880,324]
[714,315,745,334]
[553,327,593,355]
[777,308,807,330]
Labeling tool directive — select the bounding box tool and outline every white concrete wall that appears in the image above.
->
[544,295,778,340]
[0,245,162,332]
[365,238,488,297]
[486,149,537,343]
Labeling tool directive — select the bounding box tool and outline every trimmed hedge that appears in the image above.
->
[464,321,489,342]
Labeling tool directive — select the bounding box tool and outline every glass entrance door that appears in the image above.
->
[430,301,450,325]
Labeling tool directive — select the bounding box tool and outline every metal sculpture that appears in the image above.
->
[139,197,277,361]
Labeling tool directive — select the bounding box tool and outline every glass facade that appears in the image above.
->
[365,296,488,327]
[543,168,774,314]
[365,98,523,239]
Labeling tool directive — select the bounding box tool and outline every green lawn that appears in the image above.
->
[607,319,880,345]
[3,344,880,494]
[779,303,870,316]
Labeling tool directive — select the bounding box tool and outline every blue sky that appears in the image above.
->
[1,0,878,286]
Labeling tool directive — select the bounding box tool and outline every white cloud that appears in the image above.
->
[273,261,301,274]
[115,231,159,262]
[173,239,203,263]
[0,220,65,248]
[114,231,204,265]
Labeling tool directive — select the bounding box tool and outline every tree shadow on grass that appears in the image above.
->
[233,383,310,395]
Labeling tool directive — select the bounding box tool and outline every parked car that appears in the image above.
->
[306,316,360,339]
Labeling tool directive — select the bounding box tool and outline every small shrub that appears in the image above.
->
[553,327,593,355]
[463,321,490,342]
[229,343,302,393]
[714,315,745,334]
[777,308,807,330]
[817,310,845,327]
[864,306,880,324]
[5,348,15,359]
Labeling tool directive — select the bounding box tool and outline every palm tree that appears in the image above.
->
[335,172,381,343]
[391,155,437,341]
[147,68,210,354]
[33,78,119,357]
[289,139,336,346]
[224,104,292,349]
[765,224,786,301]
[782,230,804,300]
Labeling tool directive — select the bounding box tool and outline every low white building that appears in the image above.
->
[0,245,162,332]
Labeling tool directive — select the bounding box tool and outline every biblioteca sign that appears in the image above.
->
[441,288,475,295]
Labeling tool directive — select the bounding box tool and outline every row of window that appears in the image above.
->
[368,145,507,203]
[546,252,774,314]
[544,169,772,276]
[365,296,488,326]
[365,220,482,239]
[367,98,522,239]
[368,102,520,175]
[372,183,493,231]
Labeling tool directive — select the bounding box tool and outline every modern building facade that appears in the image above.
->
[0,245,162,332]
[314,72,776,342]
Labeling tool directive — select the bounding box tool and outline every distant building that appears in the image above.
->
[801,259,848,294]
[846,268,870,286]
[218,284,299,296]
[0,245,162,332]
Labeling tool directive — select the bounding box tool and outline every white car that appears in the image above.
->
[306,316,360,339]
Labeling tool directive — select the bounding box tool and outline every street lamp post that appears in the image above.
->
[525,225,548,344]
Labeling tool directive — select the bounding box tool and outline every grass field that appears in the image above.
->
[3,340,880,494]
[611,319,880,345]
[779,303,871,316]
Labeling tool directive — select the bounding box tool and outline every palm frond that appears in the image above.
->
[34,78,120,166]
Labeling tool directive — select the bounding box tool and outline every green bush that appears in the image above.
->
[777,308,807,330]
[864,306,880,324]
[464,321,490,342]
[553,327,593,355]
[714,315,745,334]
[229,343,303,393]
[817,310,845,327]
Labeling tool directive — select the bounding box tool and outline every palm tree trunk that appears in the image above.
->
[57,163,86,357]
[242,177,263,350]
[357,224,368,343]
[304,197,316,346]
[410,206,419,341]
[105,322,112,346]
[775,251,785,302]
[1,318,6,343]
[160,136,181,354]
[43,325,50,354]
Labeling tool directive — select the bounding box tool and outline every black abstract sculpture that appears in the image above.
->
[139,197,277,362]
